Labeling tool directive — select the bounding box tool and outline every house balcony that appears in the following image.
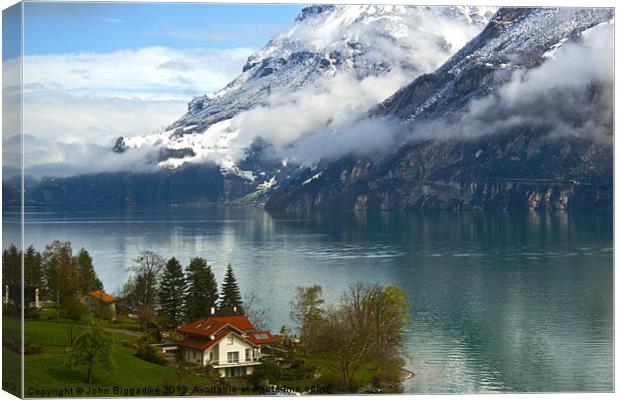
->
[210,359,262,369]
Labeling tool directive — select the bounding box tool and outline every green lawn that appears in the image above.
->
[3,346,22,397]
[285,351,379,391]
[3,317,395,396]
[39,308,141,331]
[3,317,221,397]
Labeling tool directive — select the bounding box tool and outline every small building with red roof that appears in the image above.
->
[177,311,276,377]
[81,290,118,320]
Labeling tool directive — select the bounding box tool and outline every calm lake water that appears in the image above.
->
[3,206,613,393]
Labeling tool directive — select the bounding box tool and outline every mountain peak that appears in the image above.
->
[295,5,336,22]
[116,4,497,178]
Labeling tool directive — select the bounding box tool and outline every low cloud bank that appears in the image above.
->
[409,21,613,144]
[228,70,407,164]
[3,46,255,178]
[230,21,613,167]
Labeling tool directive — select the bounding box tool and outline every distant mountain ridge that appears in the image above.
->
[24,6,613,210]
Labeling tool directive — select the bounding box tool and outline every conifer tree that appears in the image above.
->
[75,248,103,295]
[185,257,218,320]
[219,263,242,311]
[24,245,44,304]
[2,244,21,307]
[158,257,187,328]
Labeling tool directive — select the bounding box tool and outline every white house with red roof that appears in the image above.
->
[177,312,275,377]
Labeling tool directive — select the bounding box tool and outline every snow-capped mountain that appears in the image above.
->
[114,5,496,178]
[266,7,614,211]
[27,7,613,210]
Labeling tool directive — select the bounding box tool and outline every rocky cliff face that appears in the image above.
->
[265,130,612,212]
[265,7,614,212]
[29,163,254,207]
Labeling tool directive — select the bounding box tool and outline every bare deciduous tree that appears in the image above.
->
[244,291,270,330]
[290,285,325,356]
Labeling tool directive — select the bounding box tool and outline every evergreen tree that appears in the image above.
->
[75,248,103,295]
[2,244,21,307]
[185,257,218,320]
[158,257,187,328]
[219,263,242,310]
[24,245,44,304]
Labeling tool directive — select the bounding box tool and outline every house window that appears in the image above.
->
[209,352,213,361]
[227,351,239,364]
[225,367,246,378]
[245,348,251,361]
[228,336,234,345]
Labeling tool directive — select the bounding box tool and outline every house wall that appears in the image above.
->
[216,332,254,365]
[180,332,260,377]
[205,343,219,365]
[181,347,205,365]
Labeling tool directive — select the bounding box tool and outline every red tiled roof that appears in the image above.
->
[178,319,228,337]
[87,290,118,304]
[178,336,213,350]
[178,330,230,351]
[179,315,255,336]
[178,315,275,346]
[247,331,276,344]
[209,315,255,331]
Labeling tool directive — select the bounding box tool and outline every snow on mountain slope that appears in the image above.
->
[265,7,614,212]
[116,4,496,179]
[377,7,614,122]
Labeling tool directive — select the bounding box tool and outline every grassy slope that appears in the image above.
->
[3,317,219,397]
[4,316,392,396]
[3,316,22,397]
[3,346,22,396]
[284,351,379,392]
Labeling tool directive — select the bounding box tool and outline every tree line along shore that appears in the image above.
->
[3,241,411,394]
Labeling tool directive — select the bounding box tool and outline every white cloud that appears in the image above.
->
[22,46,254,101]
[224,69,408,165]
[23,92,187,146]
[4,46,255,176]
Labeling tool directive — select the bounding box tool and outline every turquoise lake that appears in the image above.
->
[3,207,613,393]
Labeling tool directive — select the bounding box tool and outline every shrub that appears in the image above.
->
[196,364,221,380]
[25,307,41,320]
[4,304,20,318]
[135,343,168,366]
[60,298,89,322]
[3,338,20,354]
[24,342,42,355]
[120,339,138,350]
[143,327,163,344]
[249,358,282,386]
